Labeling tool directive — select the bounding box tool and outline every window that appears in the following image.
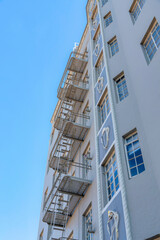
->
[104,12,113,28]
[39,229,44,240]
[93,26,101,48]
[92,5,98,22]
[104,151,119,201]
[114,72,128,102]
[124,130,145,178]
[47,159,50,173]
[96,53,104,78]
[84,206,93,240]
[141,18,160,62]
[47,225,52,240]
[83,143,91,178]
[50,129,55,145]
[108,36,119,57]
[52,171,57,186]
[67,231,73,240]
[129,0,145,22]
[146,234,160,240]
[43,187,48,209]
[83,101,90,126]
[102,0,108,7]
[99,89,110,126]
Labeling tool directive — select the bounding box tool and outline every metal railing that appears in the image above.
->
[57,51,88,95]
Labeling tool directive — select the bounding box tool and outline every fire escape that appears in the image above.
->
[42,51,92,239]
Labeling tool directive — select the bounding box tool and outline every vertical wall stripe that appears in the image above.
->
[96,0,133,239]
[88,19,104,240]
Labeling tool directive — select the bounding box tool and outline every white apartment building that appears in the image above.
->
[37,0,160,239]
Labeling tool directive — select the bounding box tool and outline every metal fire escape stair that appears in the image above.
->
[44,51,91,239]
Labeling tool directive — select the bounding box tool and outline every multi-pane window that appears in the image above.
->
[141,18,160,62]
[83,101,90,126]
[124,131,145,178]
[114,72,128,102]
[94,27,101,47]
[92,5,98,23]
[96,53,104,78]
[43,187,48,209]
[146,235,160,240]
[67,231,73,240]
[102,0,108,7]
[130,0,145,22]
[52,171,57,186]
[47,225,52,240]
[39,229,44,240]
[104,12,113,28]
[83,143,91,178]
[50,129,54,145]
[85,207,93,240]
[99,90,110,126]
[104,151,119,201]
[108,36,119,57]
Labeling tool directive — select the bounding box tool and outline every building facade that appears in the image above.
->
[37,0,160,239]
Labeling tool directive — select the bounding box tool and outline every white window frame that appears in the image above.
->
[142,19,160,62]
[43,187,48,209]
[99,90,110,127]
[104,12,113,28]
[108,36,119,57]
[130,0,146,22]
[124,130,145,178]
[96,53,104,79]
[101,0,108,7]
[104,151,119,202]
[114,72,129,102]
[39,229,44,240]
[84,207,93,240]
[83,142,91,178]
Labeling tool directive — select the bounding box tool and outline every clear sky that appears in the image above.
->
[0,0,87,239]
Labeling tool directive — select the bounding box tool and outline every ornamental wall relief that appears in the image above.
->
[107,210,119,240]
[101,127,110,149]
[97,76,104,93]
[95,43,100,56]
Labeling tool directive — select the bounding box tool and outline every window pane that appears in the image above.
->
[129,159,136,168]
[138,164,145,174]
[130,167,138,177]
[136,155,143,165]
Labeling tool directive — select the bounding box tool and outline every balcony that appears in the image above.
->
[49,154,91,174]
[57,52,88,98]
[62,119,90,142]
[49,133,82,171]
[42,175,92,228]
[57,74,89,103]
[49,112,90,173]
[54,101,89,131]
[67,52,88,73]
[58,175,91,197]
[43,210,69,227]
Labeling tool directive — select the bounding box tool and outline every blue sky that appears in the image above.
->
[0,0,87,239]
